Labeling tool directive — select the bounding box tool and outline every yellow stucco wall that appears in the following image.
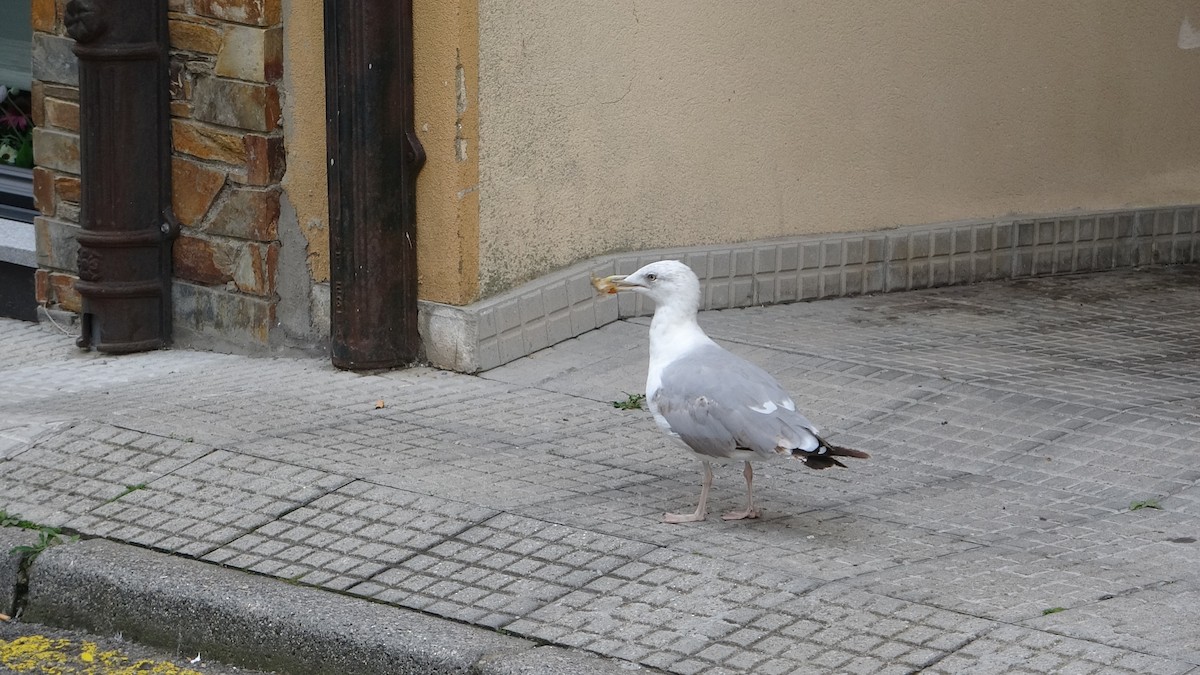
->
[475,0,1200,296]
[281,0,329,284]
[281,0,481,305]
[413,0,481,305]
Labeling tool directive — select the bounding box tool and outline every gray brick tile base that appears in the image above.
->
[420,205,1200,372]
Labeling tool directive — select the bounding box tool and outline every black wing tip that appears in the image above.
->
[798,442,870,469]
[830,445,870,459]
[803,456,847,470]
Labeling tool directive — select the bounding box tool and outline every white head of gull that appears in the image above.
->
[605,260,868,523]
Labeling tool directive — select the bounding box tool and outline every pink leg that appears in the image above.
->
[663,460,712,523]
[722,461,761,520]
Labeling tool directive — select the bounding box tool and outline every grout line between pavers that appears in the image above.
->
[909,586,1200,672]
[76,439,360,559]
[349,504,506,590]
[916,620,1006,672]
[338,508,668,651]
[204,473,363,558]
[497,499,993,623]
[714,333,1166,422]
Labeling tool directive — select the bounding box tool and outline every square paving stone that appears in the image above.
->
[348,513,656,628]
[204,481,498,590]
[84,449,350,557]
[848,546,1177,623]
[518,452,965,552]
[924,622,1194,675]
[1024,581,1200,664]
[998,508,1200,582]
[507,555,996,674]
[0,422,208,529]
[981,418,1200,501]
[836,475,1121,545]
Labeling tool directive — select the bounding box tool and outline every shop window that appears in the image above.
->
[0,0,34,221]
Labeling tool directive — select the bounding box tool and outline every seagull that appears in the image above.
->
[600,260,869,523]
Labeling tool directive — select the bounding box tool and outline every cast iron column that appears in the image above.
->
[65,0,175,353]
[325,0,426,370]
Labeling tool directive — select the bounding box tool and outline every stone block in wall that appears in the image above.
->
[42,97,79,132]
[171,121,284,186]
[34,270,81,312]
[31,83,45,126]
[169,100,191,118]
[41,83,77,102]
[194,0,281,27]
[33,167,53,215]
[54,173,79,205]
[30,168,76,220]
[55,201,79,224]
[48,272,80,312]
[240,133,285,186]
[169,17,223,54]
[171,157,226,226]
[174,234,237,286]
[31,83,77,127]
[172,119,246,165]
[169,57,191,106]
[233,242,277,296]
[32,128,79,174]
[191,77,280,132]
[206,186,279,241]
[32,34,77,86]
[216,25,282,82]
[32,0,57,32]
[34,216,79,272]
[34,269,48,304]
[174,281,273,346]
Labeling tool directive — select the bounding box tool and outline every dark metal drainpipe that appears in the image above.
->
[65,0,175,353]
[325,0,426,370]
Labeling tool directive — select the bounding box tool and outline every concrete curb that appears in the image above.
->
[0,527,38,617]
[13,537,642,674]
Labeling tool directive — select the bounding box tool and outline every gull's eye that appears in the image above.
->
[646,273,657,281]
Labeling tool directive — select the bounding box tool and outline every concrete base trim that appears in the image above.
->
[419,205,1200,373]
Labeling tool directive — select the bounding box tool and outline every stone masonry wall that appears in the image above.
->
[30,0,82,314]
[31,0,287,349]
[167,0,285,347]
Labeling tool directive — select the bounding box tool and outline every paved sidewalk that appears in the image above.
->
[2,265,1199,674]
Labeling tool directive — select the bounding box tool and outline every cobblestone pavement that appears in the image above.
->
[2,266,1199,674]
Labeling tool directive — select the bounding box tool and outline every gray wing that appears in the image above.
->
[652,344,821,460]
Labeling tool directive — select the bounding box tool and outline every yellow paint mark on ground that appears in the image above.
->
[0,634,204,674]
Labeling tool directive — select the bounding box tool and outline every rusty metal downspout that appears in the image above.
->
[325,0,426,370]
[65,0,176,353]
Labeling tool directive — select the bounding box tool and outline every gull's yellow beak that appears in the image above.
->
[590,274,639,295]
